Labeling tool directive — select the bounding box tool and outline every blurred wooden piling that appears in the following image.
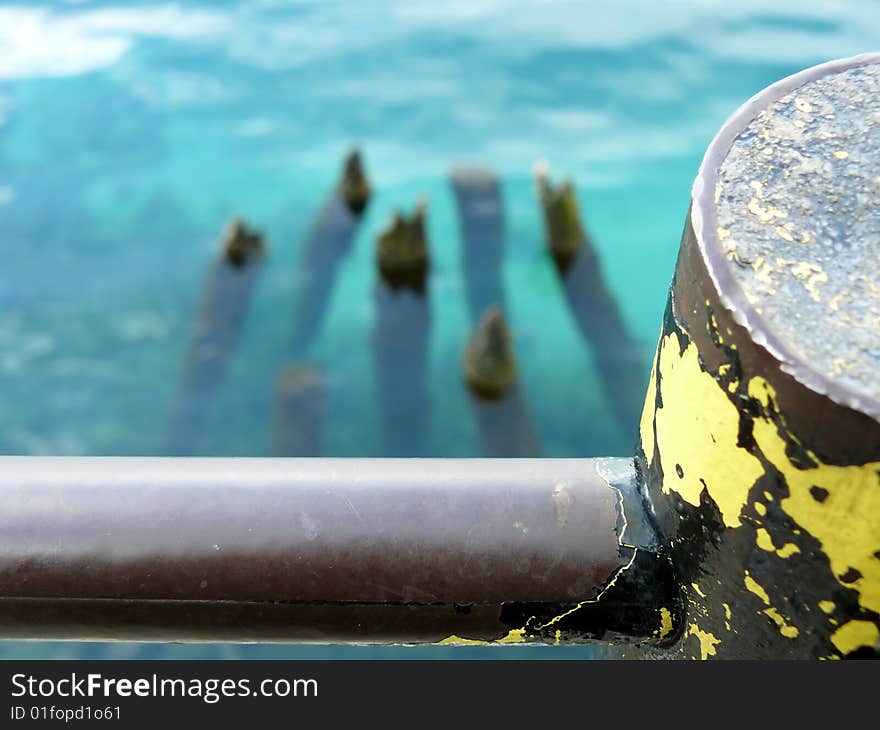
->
[290,149,371,355]
[372,202,431,456]
[450,165,506,321]
[463,307,541,457]
[535,163,645,435]
[452,165,540,457]
[168,218,266,455]
[272,365,325,456]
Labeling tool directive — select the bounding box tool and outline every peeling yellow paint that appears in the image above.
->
[652,333,762,527]
[647,316,880,656]
[745,571,799,638]
[830,620,879,655]
[688,624,721,659]
[657,607,674,639]
[749,388,880,620]
[436,628,528,647]
[765,607,799,638]
[692,582,706,598]
[755,527,800,558]
[819,600,836,614]
[639,345,659,466]
[435,635,489,646]
[745,572,770,604]
[497,629,526,644]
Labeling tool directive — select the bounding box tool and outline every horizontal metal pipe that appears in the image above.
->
[0,457,677,644]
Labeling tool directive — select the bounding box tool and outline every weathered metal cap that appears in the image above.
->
[638,54,880,658]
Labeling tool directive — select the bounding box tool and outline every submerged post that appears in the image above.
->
[535,164,646,436]
[373,201,431,456]
[289,149,371,355]
[168,218,266,455]
[463,307,541,457]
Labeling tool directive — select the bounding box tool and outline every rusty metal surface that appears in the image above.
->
[0,457,678,643]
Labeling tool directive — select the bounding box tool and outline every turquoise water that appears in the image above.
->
[0,0,877,659]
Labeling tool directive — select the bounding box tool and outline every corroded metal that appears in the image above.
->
[168,218,266,455]
[0,457,678,644]
[636,53,880,659]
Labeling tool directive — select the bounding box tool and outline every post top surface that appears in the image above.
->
[697,55,880,413]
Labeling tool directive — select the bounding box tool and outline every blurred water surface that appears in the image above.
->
[0,0,878,658]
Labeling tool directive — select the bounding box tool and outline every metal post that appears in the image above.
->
[636,53,880,659]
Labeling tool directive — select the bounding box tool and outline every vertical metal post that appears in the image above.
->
[637,54,880,659]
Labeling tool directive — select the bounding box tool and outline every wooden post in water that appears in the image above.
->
[289,149,371,356]
[372,201,431,456]
[535,163,645,436]
[272,365,325,457]
[451,165,541,456]
[463,307,540,457]
[168,218,266,455]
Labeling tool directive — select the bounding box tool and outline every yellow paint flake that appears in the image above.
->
[747,198,787,224]
[755,527,800,558]
[819,600,836,615]
[692,582,706,598]
[436,635,489,646]
[775,225,794,242]
[497,629,526,644]
[765,607,800,638]
[688,624,720,659]
[745,571,770,604]
[653,333,763,527]
[745,571,799,638]
[830,620,879,655]
[788,261,827,302]
[754,502,767,516]
[755,527,775,552]
[639,343,660,466]
[656,607,674,639]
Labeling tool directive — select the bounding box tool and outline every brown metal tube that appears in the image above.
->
[0,457,673,644]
